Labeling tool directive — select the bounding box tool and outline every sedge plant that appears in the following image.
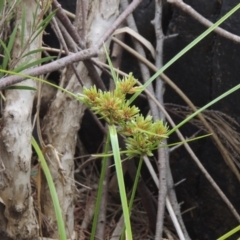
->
[1,2,240,240]
[79,73,168,240]
[78,3,240,238]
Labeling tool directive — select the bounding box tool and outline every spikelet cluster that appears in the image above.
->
[82,73,168,158]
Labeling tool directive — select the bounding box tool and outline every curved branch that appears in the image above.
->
[0,0,142,90]
[168,0,240,44]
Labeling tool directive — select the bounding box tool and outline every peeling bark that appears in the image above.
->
[41,0,120,238]
[0,0,42,239]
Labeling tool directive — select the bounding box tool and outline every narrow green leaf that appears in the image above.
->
[159,134,212,148]
[108,125,133,240]
[104,43,118,85]
[129,3,240,104]
[90,132,111,240]
[31,1,39,32]
[0,68,77,99]
[120,157,143,240]
[22,48,45,58]
[36,10,57,30]
[4,85,37,91]
[20,7,26,49]
[0,0,5,13]
[31,137,67,240]
[7,24,18,59]
[31,28,45,44]
[14,56,56,72]
[31,10,57,44]
[0,39,11,70]
[217,225,240,240]
[168,84,240,135]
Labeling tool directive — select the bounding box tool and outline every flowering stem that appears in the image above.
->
[108,124,133,240]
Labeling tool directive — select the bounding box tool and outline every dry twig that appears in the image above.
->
[168,0,240,44]
[0,0,142,89]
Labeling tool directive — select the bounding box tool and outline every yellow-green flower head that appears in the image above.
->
[81,73,169,158]
[125,134,154,158]
[83,85,101,106]
[120,102,139,121]
[92,91,123,124]
[116,73,143,95]
[150,120,169,141]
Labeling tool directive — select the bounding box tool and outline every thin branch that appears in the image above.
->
[110,215,124,240]
[144,87,240,222]
[0,48,97,89]
[144,155,185,240]
[120,0,163,234]
[110,27,125,90]
[54,0,105,90]
[112,12,189,239]
[97,0,142,46]
[0,0,142,89]
[111,36,240,182]
[96,134,111,239]
[120,0,159,121]
[166,160,190,239]
[52,0,85,48]
[56,18,78,52]
[153,1,168,239]
[155,147,168,240]
[51,16,84,86]
[168,0,240,44]
[74,0,87,41]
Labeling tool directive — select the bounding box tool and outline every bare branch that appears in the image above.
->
[144,88,240,223]
[120,0,159,120]
[52,0,85,48]
[153,1,167,239]
[0,48,97,89]
[168,0,240,44]
[0,0,142,90]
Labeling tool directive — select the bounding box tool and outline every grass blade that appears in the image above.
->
[90,132,110,240]
[4,85,37,91]
[168,84,240,135]
[120,157,143,240]
[22,48,45,58]
[108,125,133,240]
[0,0,4,13]
[217,225,240,240]
[31,137,67,240]
[129,3,240,104]
[7,24,18,59]
[0,39,11,71]
[14,56,56,72]
[21,7,26,49]
[104,43,118,85]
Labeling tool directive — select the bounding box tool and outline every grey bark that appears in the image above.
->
[40,0,120,238]
[0,0,42,239]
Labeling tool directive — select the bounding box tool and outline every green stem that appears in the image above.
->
[129,3,240,104]
[120,157,144,240]
[217,225,240,240]
[108,125,133,240]
[168,83,240,135]
[90,131,110,240]
[31,137,66,240]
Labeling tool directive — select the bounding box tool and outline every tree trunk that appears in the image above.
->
[0,0,42,239]
[40,0,120,238]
